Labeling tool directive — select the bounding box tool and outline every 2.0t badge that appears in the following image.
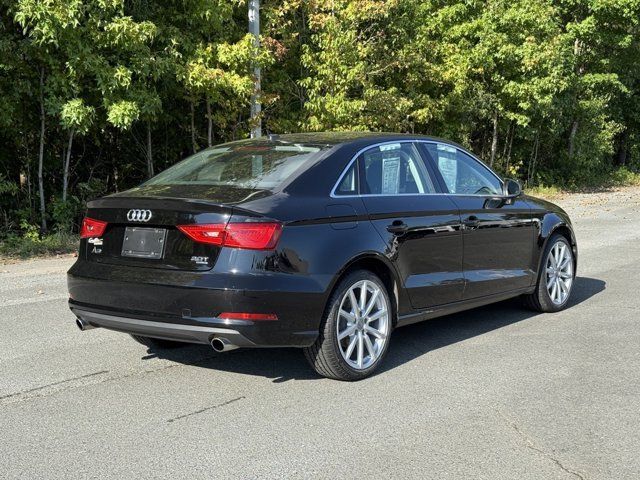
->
[127,209,152,222]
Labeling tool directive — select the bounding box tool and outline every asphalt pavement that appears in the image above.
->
[1,187,639,479]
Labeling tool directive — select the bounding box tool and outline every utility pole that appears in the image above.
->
[249,0,262,138]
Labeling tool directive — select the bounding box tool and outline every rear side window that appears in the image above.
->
[335,163,358,196]
[360,142,436,195]
[146,143,326,190]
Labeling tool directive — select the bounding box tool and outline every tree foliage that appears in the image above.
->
[1,0,639,237]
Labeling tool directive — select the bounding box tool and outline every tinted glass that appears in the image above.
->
[425,143,502,195]
[146,143,325,190]
[335,163,358,195]
[360,142,436,195]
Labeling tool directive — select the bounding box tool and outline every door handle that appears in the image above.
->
[463,215,479,229]
[387,220,409,235]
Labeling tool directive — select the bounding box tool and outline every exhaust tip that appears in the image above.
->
[75,318,95,331]
[210,337,238,352]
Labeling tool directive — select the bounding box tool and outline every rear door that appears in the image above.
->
[423,143,534,299]
[347,141,464,309]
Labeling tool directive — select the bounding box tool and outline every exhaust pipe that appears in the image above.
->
[210,337,238,352]
[75,318,96,331]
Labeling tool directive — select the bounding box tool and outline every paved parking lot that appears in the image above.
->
[1,188,639,479]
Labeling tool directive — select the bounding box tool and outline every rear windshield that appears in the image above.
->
[145,143,325,190]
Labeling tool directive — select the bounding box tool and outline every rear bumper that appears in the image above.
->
[71,306,257,346]
[67,260,330,347]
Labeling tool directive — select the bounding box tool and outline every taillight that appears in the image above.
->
[177,222,282,250]
[80,217,108,238]
[176,224,226,245]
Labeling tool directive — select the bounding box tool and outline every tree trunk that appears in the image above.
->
[190,100,198,153]
[37,68,47,233]
[528,132,540,185]
[489,111,499,167]
[506,125,515,174]
[614,130,629,166]
[62,129,74,202]
[146,122,154,178]
[568,119,579,158]
[206,99,213,147]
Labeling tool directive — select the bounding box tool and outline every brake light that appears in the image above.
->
[218,312,278,321]
[80,217,108,238]
[176,224,226,245]
[177,222,282,250]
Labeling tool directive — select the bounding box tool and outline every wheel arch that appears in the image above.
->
[324,253,405,327]
[538,217,578,275]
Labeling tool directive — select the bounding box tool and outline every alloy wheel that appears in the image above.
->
[545,240,573,305]
[336,280,390,370]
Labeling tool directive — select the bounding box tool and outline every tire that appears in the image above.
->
[523,233,575,312]
[130,334,185,349]
[304,270,393,381]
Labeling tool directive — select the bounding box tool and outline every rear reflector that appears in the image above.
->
[218,312,278,321]
[80,217,108,238]
[177,222,282,250]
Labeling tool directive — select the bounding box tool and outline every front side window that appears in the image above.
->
[425,144,502,195]
[146,142,326,190]
[359,142,436,195]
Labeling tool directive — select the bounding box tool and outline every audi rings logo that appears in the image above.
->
[127,209,153,222]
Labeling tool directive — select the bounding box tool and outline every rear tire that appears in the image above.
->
[130,334,184,349]
[304,270,392,381]
[523,233,575,312]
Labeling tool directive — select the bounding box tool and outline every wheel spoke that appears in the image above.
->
[356,332,364,368]
[362,289,380,318]
[554,279,562,303]
[338,324,357,340]
[345,335,358,359]
[363,333,376,361]
[546,276,555,289]
[348,289,358,314]
[359,281,368,311]
[550,281,558,302]
[559,271,572,279]
[559,278,568,294]
[339,309,356,323]
[367,309,387,323]
[364,325,386,340]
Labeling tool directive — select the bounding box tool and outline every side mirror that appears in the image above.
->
[503,178,522,198]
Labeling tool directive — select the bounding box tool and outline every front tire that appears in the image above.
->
[524,233,575,312]
[304,270,392,381]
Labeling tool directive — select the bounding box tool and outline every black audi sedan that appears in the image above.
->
[68,132,577,380]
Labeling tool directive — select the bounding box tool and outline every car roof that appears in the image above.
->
[266,132,462,149]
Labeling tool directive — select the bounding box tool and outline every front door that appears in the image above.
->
[423,143,534,299]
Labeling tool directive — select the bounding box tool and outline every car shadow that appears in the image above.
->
[145,276,605,383]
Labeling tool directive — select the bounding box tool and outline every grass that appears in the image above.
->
[526,167,640,199]
[0,231,79,261]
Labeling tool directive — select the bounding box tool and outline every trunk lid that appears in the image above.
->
[83,195,250,271]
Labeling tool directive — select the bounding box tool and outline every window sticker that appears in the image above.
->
[381,157,401,194]
[436,144,457,193]
[379,143,401,152]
